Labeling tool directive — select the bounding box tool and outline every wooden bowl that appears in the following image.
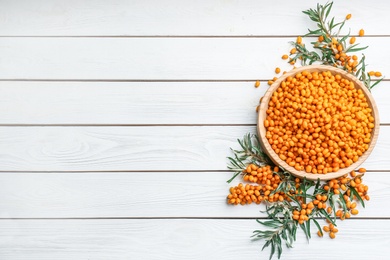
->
[257,65,380,180]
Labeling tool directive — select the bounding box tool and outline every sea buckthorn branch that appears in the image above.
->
[227,133,273,183]
[226,134,370,260]
[286,1,383,91]
[252,201,297,260]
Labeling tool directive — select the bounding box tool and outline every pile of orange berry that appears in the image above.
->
[227,166,369,239]
[227,164,285,205]
[264,70,374,174]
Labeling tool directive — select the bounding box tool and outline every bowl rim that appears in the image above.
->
[257,65,380,181]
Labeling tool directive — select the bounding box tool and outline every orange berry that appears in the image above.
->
[275,67,281,74]
[282,54,289,60]
[359,29,365,37]
[351,209,359,215]
[349,37,356,44]
[346,14,352,20]
[297,36,302,44]
[255,80,260,88]
[323,226,330,232]
[290,48,297,54]
[375,72,382,77]
[358,168,366,173]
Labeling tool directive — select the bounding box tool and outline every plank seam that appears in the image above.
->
[0,79,387,82]
[0,124,388,127]
[0,35,388,38]
[0,217,389,220]
[0,170,386,173]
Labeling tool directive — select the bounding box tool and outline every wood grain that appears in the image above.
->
[0,219,389,259]
[0,126,389,171]
[1,1,389,259]
[0,81,389,125]
[0,81,262,125]
[0,171,388,218]
[0,0,389,36]
[0,37,388,80]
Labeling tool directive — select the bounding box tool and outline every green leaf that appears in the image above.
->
[325,2,333,18]
[226,171,241,183]
[276,235,283,259]
[346,46,368,53]
[312,218,323,237]
[349,186,365,207]
[319,208,336,225]
[257,220,283,229]
[306,219,311,239]
[269,240,276,260]
[338,192,348,215]
[300,223,310,241]
[261,240,271,250]
[370,78,383,89]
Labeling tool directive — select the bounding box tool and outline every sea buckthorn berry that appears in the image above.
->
[329,232,336,239]
[350,37,356,44]
[282,54,289,60]
[346,14,352,20]
[351,209,359,215]
[275,67,281,74]
[297,36,302,44]
[375,72,382,77]
[323,226,330,232]
[359,29,365,37]
[255,80,260,88]
[317,231,323,237]
[358,168,366,173]
[290,48,297,54]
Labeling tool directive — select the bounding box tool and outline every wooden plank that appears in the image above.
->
[0,126,389,171]
[0,171,387,218]
[0,219,389,259]
[0,81,389,125]
[0,0,388,36]
[0,81,262,125]
[0,37,387,80]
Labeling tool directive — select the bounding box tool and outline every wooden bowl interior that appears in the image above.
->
[257,65,380,181]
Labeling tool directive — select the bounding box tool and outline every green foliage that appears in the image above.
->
[290,1,383,91]
[227,133,367,260]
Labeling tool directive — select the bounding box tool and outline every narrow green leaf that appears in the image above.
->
[349,186,365,207]
[319,208,336,225]
[269,240,276,260]
[300,223,310,241]
[370,78,383,89]
[325,2,333,18]
[226,171,241,183]
[312,218,323,237]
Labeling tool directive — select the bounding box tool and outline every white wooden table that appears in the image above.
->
[0,1,390,259]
